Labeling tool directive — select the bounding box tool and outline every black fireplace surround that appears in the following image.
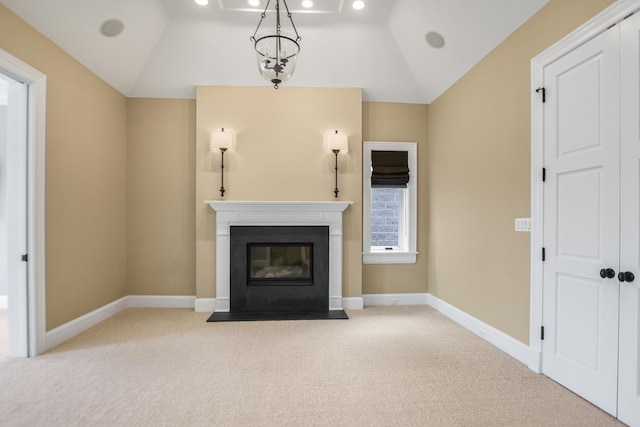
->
[230,226,330,312]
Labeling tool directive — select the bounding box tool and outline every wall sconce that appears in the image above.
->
[325,130,349,198]
[210,128,236,197]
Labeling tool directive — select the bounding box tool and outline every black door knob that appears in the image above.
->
[619,271,635,282]
[600,268,615,279]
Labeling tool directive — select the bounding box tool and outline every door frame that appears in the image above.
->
[529,0,640,373]
[0,48,46,356]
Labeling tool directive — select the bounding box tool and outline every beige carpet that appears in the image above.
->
[0,306,623,426]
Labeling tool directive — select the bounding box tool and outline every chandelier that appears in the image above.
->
[250,0,301,89]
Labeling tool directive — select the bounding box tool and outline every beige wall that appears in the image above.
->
[362,102,429,294]
[427,0,616,344]
[195,86,363,300]
[0,5,128,329]
[127,99,196,296]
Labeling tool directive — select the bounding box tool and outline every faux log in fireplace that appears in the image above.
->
[230,226,329,312]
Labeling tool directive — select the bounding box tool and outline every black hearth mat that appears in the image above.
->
[207,310,348,322]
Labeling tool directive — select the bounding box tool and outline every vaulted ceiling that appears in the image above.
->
[0,0,550,103]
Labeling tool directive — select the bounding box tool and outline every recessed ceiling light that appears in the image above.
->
[425,31,445,49]
[100,19,125,37]
[248,0,260,6]
[302,0,314,8]
[194,0,208,5]
[352,0,365,10]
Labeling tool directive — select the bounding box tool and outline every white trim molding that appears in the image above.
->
[126,295,195,309]
[360,292,538,369]
[427,294,539,370]
[0,295,7,309]
[195,298,216,312]
[206,201,352,312]
[529,0,640,372]
[342,297,364,310]
[45,297,127,351]
[363,252,419,264]
[364,293,428,306]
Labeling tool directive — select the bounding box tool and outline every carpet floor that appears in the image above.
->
[0,306,624,426]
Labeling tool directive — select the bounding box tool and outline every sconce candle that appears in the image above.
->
[325,130,349,198]
[210,128,236,197]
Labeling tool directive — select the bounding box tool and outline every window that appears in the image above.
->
[363,141,417,264]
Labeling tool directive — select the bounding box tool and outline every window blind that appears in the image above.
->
[371,150,409,188]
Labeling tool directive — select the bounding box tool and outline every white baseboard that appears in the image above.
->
[342,297,364,310]
[363,293,428,306]
[361,293,537,369]
[126,295,195,309]
[0,295,7,309]
[194,298,216,312]
[45,295,197,351]
[45,297,128,351]
[426,294,538,369]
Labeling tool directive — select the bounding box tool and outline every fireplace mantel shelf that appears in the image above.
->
[206,200,352,312]
[206,200,352,213]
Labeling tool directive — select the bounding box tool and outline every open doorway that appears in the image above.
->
[0,75,7,358]
[0,75,9,359]
[0,48,46,357]
[0,71,28,358]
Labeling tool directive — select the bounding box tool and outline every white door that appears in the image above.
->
[3,73,29,357]
[618,12,640,426]
[542,25,621,416]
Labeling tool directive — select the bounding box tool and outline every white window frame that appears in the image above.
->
[363,141,417,264]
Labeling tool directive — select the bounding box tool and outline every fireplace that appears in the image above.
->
[206,201,352,313]
[230,226,329,312]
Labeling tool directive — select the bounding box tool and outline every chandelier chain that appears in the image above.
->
[250,0,272,42]
[281,0,301,42]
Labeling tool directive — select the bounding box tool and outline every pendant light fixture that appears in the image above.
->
[250,0,301,89]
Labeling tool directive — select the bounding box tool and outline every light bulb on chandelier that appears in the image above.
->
[250,0,301,89]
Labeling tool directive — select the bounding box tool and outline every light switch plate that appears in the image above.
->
[515,218,532,232]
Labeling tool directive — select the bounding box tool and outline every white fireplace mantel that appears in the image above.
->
[206,201,352,312]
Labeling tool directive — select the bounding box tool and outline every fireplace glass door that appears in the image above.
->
[249,244,312,283]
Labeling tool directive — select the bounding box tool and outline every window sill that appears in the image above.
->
[362,251,418,264]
